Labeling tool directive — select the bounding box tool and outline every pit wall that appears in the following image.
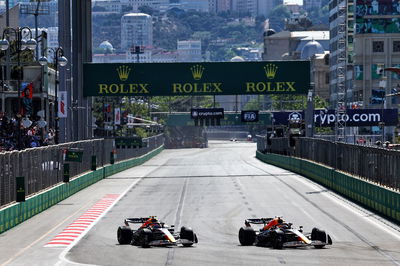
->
[256,151,400,224]
[0,145,164,234]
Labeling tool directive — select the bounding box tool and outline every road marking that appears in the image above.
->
[295,176,400,241]
[45,194,119,248]
[0,200,95,266]
[56,176,144,266]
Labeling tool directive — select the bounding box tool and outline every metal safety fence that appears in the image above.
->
[257,136,400,191]
[0,134,164,207]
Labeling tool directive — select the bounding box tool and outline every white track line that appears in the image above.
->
[56,177,143,266]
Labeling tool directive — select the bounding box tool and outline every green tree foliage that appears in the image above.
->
[267,5,291,31]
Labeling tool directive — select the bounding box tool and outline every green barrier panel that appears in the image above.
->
[256,151,400,224]
[0,145,164,235]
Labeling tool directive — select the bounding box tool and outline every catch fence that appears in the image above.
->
[257,136,400,191]
[0,134,164,207]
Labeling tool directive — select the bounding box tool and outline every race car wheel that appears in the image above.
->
[140,228,153,248]
[311,228,327,249]
[117,226,133,245]
[272,231,284,249]
[238,227,256,246]
[180,226,195,247]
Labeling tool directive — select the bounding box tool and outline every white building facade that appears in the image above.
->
[177,40,202,62]
[121,13,153,50]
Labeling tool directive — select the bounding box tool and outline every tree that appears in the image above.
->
[138,5,157,16]
[267,5,291,31]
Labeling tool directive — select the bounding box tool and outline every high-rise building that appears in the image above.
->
[354,0,400,109]
[304,0,322,10]
[328,0,354,108]
[121,13,153,50]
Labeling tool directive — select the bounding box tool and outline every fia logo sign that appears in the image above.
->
[241,110,259,122]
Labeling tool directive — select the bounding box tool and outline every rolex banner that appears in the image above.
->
[83,61,310,97]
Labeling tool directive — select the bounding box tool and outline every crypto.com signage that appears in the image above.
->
[272,109,398,127]
[83,61,310,97]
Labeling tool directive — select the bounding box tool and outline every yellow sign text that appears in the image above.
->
[172,83,223,94]
[98,83,150,94]
[245,82,296,92]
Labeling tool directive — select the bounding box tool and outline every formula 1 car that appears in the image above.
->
[117,216,198,248]
[238,217,332,249]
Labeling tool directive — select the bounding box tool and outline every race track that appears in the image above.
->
[1,141,400,266]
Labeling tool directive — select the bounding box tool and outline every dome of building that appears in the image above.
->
[99,40,113,51]
[230,56,245,62]
[265,29,276,37]
[301,40,324,59]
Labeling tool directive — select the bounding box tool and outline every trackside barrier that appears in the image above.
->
[0,145,164,234]
[256,151,400,224]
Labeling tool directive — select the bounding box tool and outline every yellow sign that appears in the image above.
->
[264,64,278,79]
[191,65,205,80]
[83,61,310,96]
[117,65,131,81]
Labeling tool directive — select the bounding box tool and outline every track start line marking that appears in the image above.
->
[45,194,120,248]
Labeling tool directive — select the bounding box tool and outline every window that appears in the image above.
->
[393,41,400,52]
[372,41,384,52]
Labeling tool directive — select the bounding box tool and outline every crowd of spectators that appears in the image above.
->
[0,112,55,151]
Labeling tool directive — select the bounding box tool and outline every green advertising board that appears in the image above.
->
[16,176,25,202]
[115,137,143,148]
[65,150,83,162]
[83,61,310,97]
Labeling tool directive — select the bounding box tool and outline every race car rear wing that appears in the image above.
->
[124,217,151,224]
[245,218,274,225]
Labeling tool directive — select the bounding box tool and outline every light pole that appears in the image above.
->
[38,47,68,144]
[0,27,37,150]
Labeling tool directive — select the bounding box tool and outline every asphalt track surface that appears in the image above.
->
[1,141,400,266]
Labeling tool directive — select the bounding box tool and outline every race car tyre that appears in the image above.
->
[238,227,256,246]
[271,231,285,249]
[140,228,153,248]
[117,226,133,245]
[311,228,327,249]
[180,226,195,247]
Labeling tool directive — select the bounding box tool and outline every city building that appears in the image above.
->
[210,0,231,13]
[328,0,354,107]
[177,40,202,62]
[92,0,123,13]
[263,30,330,101]
[120,0,169,12]
[262,30,329,60]
[0,7,56,130]
[301,40,330,100]
[303,0,322,10]
[121,13,153,50]
[284,2,302,14]
[180,0,209,12]
[0,3,19,33]
[353,0,400,110]
[151,49,178,62]
[234,47,262,61]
